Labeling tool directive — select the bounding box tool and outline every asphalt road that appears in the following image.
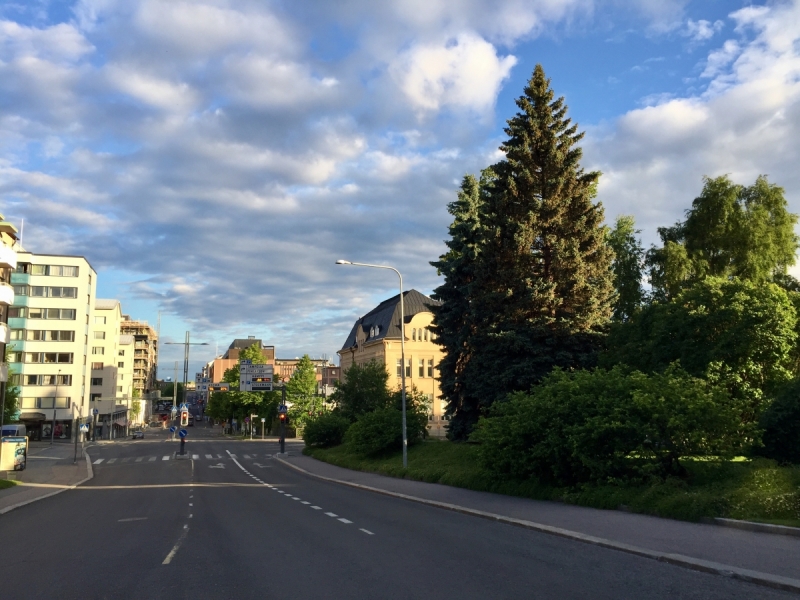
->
[0,425,795,600]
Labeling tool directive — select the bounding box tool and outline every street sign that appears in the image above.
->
[209,383,229,392]
[171,406,178,414]
[179,403,189,411]
[240,363,274,392]
[179,429,188,438]
[169,426,177,433]
[278,405,288,414]
[261,418,266,422]
[92,409,99,416]
[245,417,250,423]
[79,424,89,432]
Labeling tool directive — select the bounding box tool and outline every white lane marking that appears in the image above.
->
[162,456,170,461]
[338,518,352,524]
[210,463,225,469]
[192,454,199,460]
[189,514,193,519]
[360,529,374,536]
[311,506,322,510]
[162,526,190,565]
[135,457,143,463]
[216,454,222,459]
[189,503,193,507]
[118,517,147,522]
[121,458,132,463]
[244,454,252,459]
[325,512,338,518]
[107,458,117,464]
[229,454,237,458]
[93,458,104,464]
[292,497,301,501]
[148,456,157,462]
[301,501,310,505]
[205,454,213,459]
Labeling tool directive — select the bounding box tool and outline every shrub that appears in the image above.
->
[471,365,745,485]
[344,407,428,457]
[303,413,350,448]
[759,380,800,464]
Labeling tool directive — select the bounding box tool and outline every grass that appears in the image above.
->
[0,480,18,490]
[305,440,800,527]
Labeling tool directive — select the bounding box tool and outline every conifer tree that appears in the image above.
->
[430,173,488,440]
[453,64,614,437]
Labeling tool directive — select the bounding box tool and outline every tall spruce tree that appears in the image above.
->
[430,173,488,440]
[452,64,614,438]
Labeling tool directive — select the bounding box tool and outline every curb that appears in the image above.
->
[710,517,800,538]
[274,456,800,595]
[0,451,94,515]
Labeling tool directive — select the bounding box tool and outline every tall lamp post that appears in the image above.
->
[164,332,209,406]
[336,260,408,468]
[51,369,61,445]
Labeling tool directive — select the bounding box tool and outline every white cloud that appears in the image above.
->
[683,18,724,43]
[390,32,516,115]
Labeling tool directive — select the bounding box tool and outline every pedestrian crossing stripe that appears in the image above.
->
[92,454,280,464]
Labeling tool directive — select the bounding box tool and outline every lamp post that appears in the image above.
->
[164,332,209,406]
[336,259,408,468]
[51,369,61,445]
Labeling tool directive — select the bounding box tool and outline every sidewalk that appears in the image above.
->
[0,441,92,514]
[279,452,800,588]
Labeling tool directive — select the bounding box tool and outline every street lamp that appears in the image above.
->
[336,259,409,468]
[51,369,61,445]
[164,332,209,405]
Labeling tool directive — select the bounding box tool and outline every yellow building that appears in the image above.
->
[338,290,448,437]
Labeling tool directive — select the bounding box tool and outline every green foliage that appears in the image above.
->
[3,380,19,424]
[303,412,350,448]
[221,342,267,390]
[330,360,392,422]
[758,380,800,464]
[286,355,320,428]
[206,389,279,426]
[130,399,141,422]
[434,64,614,439]
[472,366,744,485]
[607,215,645,321]
[344,407,427,456]
[647,175,799,300]
[604,277,797,422]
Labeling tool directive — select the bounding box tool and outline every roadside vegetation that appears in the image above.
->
[307,64,800,528]
[0,480,17,491]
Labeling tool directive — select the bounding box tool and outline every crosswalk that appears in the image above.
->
[92,453,276,465]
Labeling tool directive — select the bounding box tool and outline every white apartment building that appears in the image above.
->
[0,216,19,414]
[9,253,96,441]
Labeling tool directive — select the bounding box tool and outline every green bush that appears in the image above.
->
[471,365,746,485]
[303,412,350,448]
[344,407,428,456]
[759,380,800,464]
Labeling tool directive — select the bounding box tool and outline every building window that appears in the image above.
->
[405,359,411,378]
[396,359,402,377]
[94,316,106,325]
[91,378,103,386]
[28,265,78,277]
[8,352,21,363]
[23,374,72,386]
[117,361,124,368]
[27,308,76,320]
[412,328,416,341]
[427,359,433,378]
[8,307,25,318]
[118,350,125,356]
[13,285,27,296]
[26,330,75,341]
[12,286,77,298]
[24,352,73,364]
[91,393,101,402]
[117,386,123,393]
[10,329,23,340]
[92,347,104,355]
[91,362,104,370]
[93,331,106,340]
[424,329,429,342]
[418,359,425,378]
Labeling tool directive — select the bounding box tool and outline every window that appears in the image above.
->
[11,286,77,298]
[8,374,20,386]
[26,330,74,341]
[15,263,30,274]
[49,287,77,298]
[118,350,125,356]
[26,308,75,320]
[91,362,104,370]
[412,328,416,341]
[117,386,123,393]
[90,393,101,402]
[8,307,25,318]
[23,374,72,386]
[405,358,411,378]
[396,359,402,377]
[93,331,106,340]
[427,359,434,378]
[91,378,103,386]
[12,285,27,296]
[24,352,73,363]
[92,347,104,355]
[27,265,78,277]
[94,316,106,325]
[31,264,46,275]
[117,362,124,368]
[424,328,429,342]
[10,329,23,340]
[418,359,425,378]
[119,374,123,380]
[8,352,21,363]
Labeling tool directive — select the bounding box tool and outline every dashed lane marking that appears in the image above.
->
[360,529,374,535]
[107,458,117,464]
[338,518,353,524]
[205,454,213,459]
[311,506,322,510]
[148,457,157,462]
[135,457,143,462]
[192,454,199,459]
[93,458,104,464]
[162,456,170,461]
[325,512,338,518]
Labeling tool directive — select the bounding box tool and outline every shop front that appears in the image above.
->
[18,412,46,441]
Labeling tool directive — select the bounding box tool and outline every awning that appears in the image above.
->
[114,418,127,427]
[19,412,46,421]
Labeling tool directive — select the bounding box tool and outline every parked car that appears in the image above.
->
[131,428,144,439]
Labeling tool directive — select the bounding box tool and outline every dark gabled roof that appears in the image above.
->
[228,339,263,350]
[340,289,441,351]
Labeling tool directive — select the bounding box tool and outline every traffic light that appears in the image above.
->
[279,413,286,423]
[180,411,189,427]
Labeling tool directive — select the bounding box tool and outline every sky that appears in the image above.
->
[2,0,800,377]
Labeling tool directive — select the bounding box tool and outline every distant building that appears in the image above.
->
[337,290,447,438]
[274,357,329,386]
[120,317,158,395]
[0,215,19,423]
[207,336,274,383]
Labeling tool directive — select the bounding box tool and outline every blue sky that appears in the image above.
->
[2,0,799,377]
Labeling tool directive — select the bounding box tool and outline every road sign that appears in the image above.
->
[169,426,177,433]
[245,417,250,423]
[209,383,229,392]
[261,418,266,422]
[79,424,89,432]
[179,403,189,411]
[92,409,99,416]
[179,429,188,438]
[171,406,178,414]
[278,405,288,414]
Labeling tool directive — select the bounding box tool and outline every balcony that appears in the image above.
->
[0,363,6,382]
[0,322,8,344]
[0,243,17,270]
[0,283,13,305]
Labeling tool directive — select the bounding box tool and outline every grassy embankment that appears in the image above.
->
[304,440,800,527]
[0,480,18,490]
